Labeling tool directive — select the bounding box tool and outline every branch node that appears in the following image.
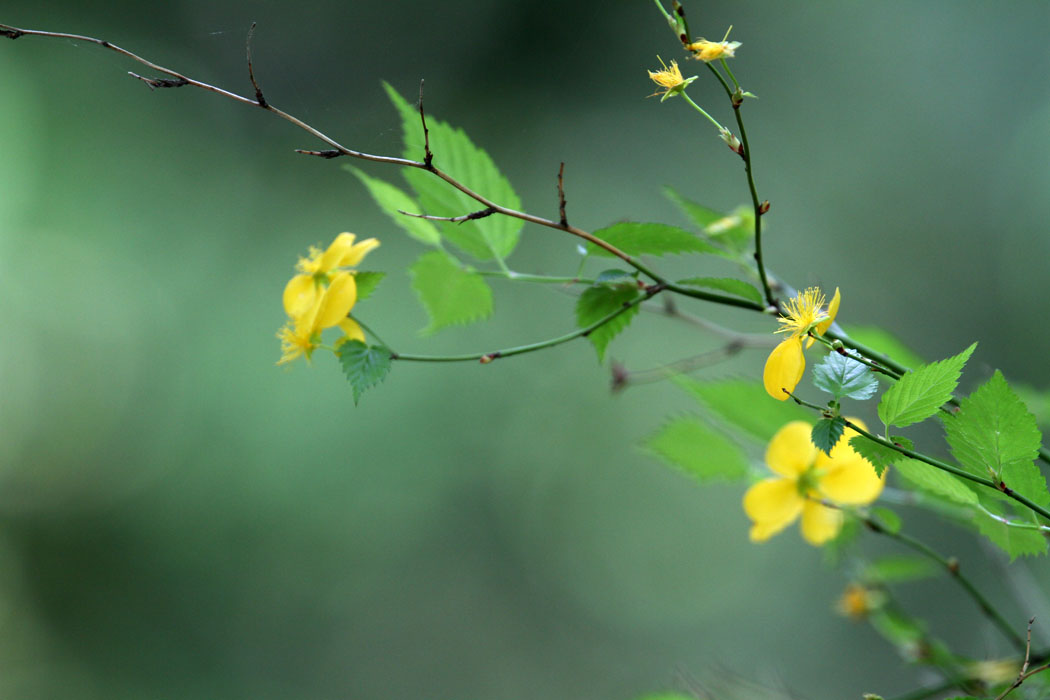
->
[557,162,569,227]
[128,72,189,90]
[246,22,268,108]
[418,79,433,168]
[1,26,24,39]
[294,148,345,159]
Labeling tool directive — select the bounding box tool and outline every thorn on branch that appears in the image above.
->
[246,22,268,108]
[128,72,189,90]
[557,162,569,227]
[295,148,345,159]
[398,206,496,224]
[418,79,433,168]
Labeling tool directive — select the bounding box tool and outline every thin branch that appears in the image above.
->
[397,206,497,223]
[294,148,344,159]
[418,79,433,168]
[245,22,267,108]
[557,162,568,227]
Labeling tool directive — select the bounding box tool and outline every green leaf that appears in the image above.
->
[384,83,522,260]
[676,378,811,441]
[972,498,1048,559]
[575,284,641,362]
[662,187,754,254]
[662,186,724,228]
[877,343,976,428]
[675,277,763,305]
[863,555,938,583]
[849,435,912,477]
[811,417,846,456]
[871,507,901,535]
[840,325,923,370]
[943,371,1050,506]
[644,416,749,483]
[812,353,879,401]
[338,341,392,405]
[409,251,493,334]
[586,222,718,258]
[594,268,633,285]
[353,271,385,301]
[349,167,441,246]
[894,458,977,506]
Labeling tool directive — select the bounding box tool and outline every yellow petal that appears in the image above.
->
[815,287,841,336]
[818,456,885,505]
[763,337,805,401]
[338,237,380,268]
[766,421,818,478]
[743,477,804,542]
[282,274,318,317]
[800,500,843,545]
[317,233,358,273]
[314,271,357,329]
[338,317,366,344]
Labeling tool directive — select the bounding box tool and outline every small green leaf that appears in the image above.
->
[662,187,754,254]
[587,222,718,258]
[812,353,879,401]
[662,186,724,228]
[678,378,811,441]
[863,555,938,583]
[944,371,1049,506]
[849,436,899,477]
[338,341,392,405]
[594,268,633,285]
[349,167,441,246]
[353,271,385,301]
[384,83,522,260]
[675,277,763,305]
[894,458,977,506]
[840,325,923,370]
[575,284,641,362]
[871,507,901,535]
[409,251,493,334]
[644,416,749,482]
[812,417,846,456]
[877,343,976,428]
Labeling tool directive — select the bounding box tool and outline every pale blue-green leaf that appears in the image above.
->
[812,353,880,401]
[644,416,749,482]
[877,343,976,428]
[338,340,392,405]
[409,251,493,335]
[349,167,441,246]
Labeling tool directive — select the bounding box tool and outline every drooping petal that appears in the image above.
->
[317,233,358,273]
[283,274,319,317]
[765,421,818,478]
[815,287,841,337]
[763,336,805,401]
[338,237,380,268]
[338,317,366,344]
[743,477,804,541]
[818,456,885,505]
[800,500,843,545]
[312,271,358,330]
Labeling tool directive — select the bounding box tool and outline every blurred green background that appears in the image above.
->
[3,1,1050,698]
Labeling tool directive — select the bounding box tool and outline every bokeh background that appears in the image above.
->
[2,1,1050,698]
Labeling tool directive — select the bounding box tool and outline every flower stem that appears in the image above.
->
[680,91,727,131]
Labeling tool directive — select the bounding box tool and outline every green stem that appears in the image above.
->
[391,285,663,363]
[474,269,595,285]
[680,91,727,131]
[864,514,1028,652]
[720,57,740,90]
[665,281,765,310]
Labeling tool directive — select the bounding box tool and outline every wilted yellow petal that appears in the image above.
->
[763,336,805,400]
[743,478,804,541]
[800,500,843,545]
[765,421,817,478]
[283,274,318,317]
[815,287,841,336]
[314,271,357,330]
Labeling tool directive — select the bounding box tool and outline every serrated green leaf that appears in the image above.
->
[353,271,385,301]
[894,458,977,505]
[840,325,923,370]
[594,268,633,285]
[644,416,749,483]
[409,251,493,335]
[863,555,938,583]
[575,284,641,362]
[877,343,976,428]
[812,417,846,456]
[662,187,754,254]
[677,378,811,441]
[812,353,879,401]
[349,167,442,246]
[871,507,902,534]
[586,222,718,258]
[850,435,912,477]
[338,341,392,405]
[384,83,522,261]
[662,186,724,228]
[675,277,763,305]
[944,371,1049,507]
[973,496,1048,559]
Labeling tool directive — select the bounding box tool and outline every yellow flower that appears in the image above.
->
[763,286,840,400]
[277,232,379,365]
[686,27,742,62]
[647,57,696,102]
[743,419,885,546]
[836,583,885,620]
